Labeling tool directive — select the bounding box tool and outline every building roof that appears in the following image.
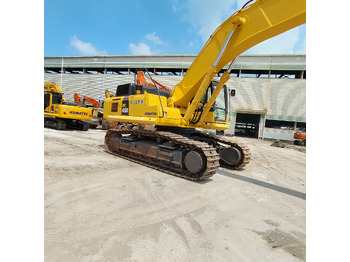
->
[44,54,306,73]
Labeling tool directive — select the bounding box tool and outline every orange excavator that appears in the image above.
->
[74,93,105,128]
[294,130,306,146]
[136,71,171,92]
[74,93,101,108]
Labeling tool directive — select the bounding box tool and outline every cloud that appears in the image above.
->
[294,37,306,54]
[70,35,107,55]
[244,26,305,54]
[175,0,305,55]
[293,24,306,54]
[177,0,237,43]
[129,42,152,55]
[128,32,163,55]
[145,32,164,45]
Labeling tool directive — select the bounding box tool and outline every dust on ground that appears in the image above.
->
[45,128,306,262]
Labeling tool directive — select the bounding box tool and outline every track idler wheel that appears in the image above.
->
[219,147,242,166]
[184,151,206,174]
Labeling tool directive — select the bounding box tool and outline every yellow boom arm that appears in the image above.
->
[170,0,306,109]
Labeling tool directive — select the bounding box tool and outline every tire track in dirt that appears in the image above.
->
[45,202,208,244]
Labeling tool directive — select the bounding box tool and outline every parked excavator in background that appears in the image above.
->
[136,71,171,92]
[294,130,306,146]
[74,93,102,108]
[103,0,306,181]
[44,81,92,131]
[105,89,115,98]
[74,93,105,129]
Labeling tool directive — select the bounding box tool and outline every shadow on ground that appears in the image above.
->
[217,169,306,200]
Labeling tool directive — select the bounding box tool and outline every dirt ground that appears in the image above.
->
[44,127,306,262]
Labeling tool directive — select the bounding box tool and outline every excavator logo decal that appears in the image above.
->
[145,112,157,116]
[130,99,144,105]
[69,111,88,116]
[121,98,129,115]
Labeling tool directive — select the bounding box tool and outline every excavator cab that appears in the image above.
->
[44,91,64,111]
[197,81,228,124]
[51,92,63,105]
[44,93,50,110]
[204,81,228,123]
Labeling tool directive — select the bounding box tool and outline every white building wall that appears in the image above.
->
[44,73,306,140]
[225,77,306,138]
[226,77,306,120]
[268,79,306,121]
[44,74,182,102]
[228,78,270,111]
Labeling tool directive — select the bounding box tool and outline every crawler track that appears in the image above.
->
[105,128,220,181]
[44,117,89,131]
[44,117,67,130]
[192,131,251,169]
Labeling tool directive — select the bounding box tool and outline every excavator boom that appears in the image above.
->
[171,0,306,107]
[74,93,100,108]
[136,71,170,92]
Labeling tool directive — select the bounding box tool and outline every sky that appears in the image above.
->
[44,0,306,57]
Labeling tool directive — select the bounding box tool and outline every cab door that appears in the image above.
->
[44,93,51,111]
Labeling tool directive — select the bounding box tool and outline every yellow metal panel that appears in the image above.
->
[44,105,92,120]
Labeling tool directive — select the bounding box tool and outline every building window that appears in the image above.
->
[297,122,306,132]
[265,120,294,130]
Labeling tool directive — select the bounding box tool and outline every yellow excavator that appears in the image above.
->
[103,0,306,181]
[44,81,92,130]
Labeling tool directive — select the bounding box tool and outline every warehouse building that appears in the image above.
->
[44,54,306,140]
